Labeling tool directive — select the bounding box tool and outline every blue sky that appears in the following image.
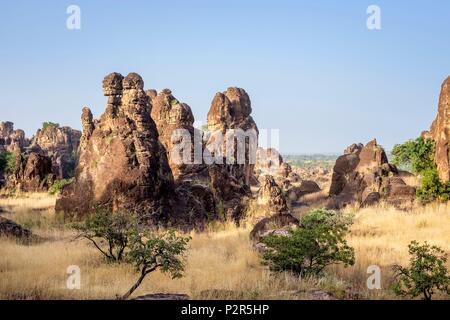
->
[1,0,450,153]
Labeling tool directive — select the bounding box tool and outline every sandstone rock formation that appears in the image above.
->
[7,152,55,192]
[148,89,202,180]
[30,125,81,178]
[328,140,415,209]
[206,87,259,186]
[257,175,289,215]
[0,216,32,239]
[0,122,29,154]
[428,76,450,183]
[56,72,176,224]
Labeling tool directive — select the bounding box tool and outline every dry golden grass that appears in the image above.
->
[1,193,449,300]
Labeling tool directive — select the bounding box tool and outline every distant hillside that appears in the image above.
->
[282,154,338,169]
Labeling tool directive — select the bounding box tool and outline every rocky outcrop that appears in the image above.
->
[0,217,32,239]
[257,175,289,215]
[428,76,450,183]
[0,122,29,154]
[206,87,259,186]
[148,89,203,180]
[7,152,55,192]
[56,72,176,224]
[30,125,81,179]
[328,140,416,209]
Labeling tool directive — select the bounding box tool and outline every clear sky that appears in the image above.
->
[1,0,450,153]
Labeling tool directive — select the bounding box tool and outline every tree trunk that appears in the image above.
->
[121,269,147,300]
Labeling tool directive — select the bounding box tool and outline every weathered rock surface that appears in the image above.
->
[0,216,32,239]
[7,152,55,192]
[257,175,289,215]
[249,213,299,244]
[0,122,29,154]
[328,139,415,209]
[206,87,259,186]
[148,89,203,180]
[428,76,450,183]
[56,72,176,224]
[30,125,81,179]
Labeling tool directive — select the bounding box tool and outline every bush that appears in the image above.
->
[0,151,17,174]
[261,209,355,277]
[48,179,73,195]
[72,210,138,262]
[122,230,190,300]
[42,122,60,130]
[392,241,450,300]
[416,168,450,202]
[392,137,435,173]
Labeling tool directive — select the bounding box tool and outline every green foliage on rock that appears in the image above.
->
[48,179,73,195]
[42,122,60,130]
[392,241,450,300]
[261,209,355,277]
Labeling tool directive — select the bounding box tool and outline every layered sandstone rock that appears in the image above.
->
[0,122,29,154]
[206,87,259,186]
[30,125,81,178]
[257,175,289,215]
[429,76,450,183]
[7,152,55,192]
[328,139,415,209]
[148,89,203,180]
[56,72,176,224]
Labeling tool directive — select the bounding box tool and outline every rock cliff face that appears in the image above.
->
[206,87,259,186]
[7,152,55,192]
[257,175,289,215]
[148,89,202,180]
[328,140,415,209]
[0,122,29,154]
[56,73,175,224]
[429,76,450,183]
[30,126,81,178]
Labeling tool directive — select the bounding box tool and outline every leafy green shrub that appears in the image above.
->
[48,179,73,195]
[261,209,355,277]
[42,122,60,130]
[72,210,138,262]
[416,168,450,202]
[392,137,435,173]
[392,241,450,300]
[122,230,190,300]
[0,151,17,173]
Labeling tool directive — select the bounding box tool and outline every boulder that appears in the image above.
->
[0,217,32,239]
[249,213,299,243]
[328,139,415,209]
[257,175,289,215]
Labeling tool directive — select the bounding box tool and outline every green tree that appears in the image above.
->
[122,230,190,300]
[72,210,138,262]
[391,137,435,173]
[261,209,355,276]
[42,122,60,130]
[0,151,17,173]
[392,241,450,300]
[48,178,73,195]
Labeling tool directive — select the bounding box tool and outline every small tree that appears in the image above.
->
[391,137,435,173]
[121,230,190,300]
[72,210,137,262]
[261,209,355,276]
[0,152,17,174]
[42,122,60,130]
[392,241,450,300]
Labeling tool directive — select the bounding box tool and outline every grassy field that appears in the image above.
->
[0,193,449,300]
